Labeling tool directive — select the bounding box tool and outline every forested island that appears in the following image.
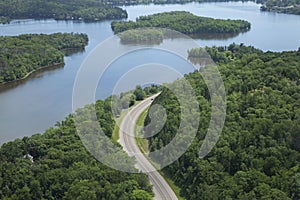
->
[144,44,300,199]
[0,0,127,23]
[111,11,251,36]
[0,33,88,84]
[261,0,300,15]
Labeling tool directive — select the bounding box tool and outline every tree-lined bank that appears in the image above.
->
[0,33,88,84]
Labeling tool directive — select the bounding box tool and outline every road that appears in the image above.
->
[118,94,178,200]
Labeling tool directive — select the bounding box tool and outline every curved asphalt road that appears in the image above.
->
[118,94,178,200]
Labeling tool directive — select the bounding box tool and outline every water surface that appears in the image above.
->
[1,2,300,144]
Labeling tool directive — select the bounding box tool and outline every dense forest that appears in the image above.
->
[0,85,162,199]
[261,0,300,15]
[144,44,300,199]
[0,33,88,84]
[0,98,154,199]
[111,11,251,35]
[0,0,127,23]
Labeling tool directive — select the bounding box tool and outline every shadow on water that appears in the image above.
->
[0,48,85,93]
[118,28,247,46]
[0,63,65,93]
[190,32,242,40]
[61,48,86,56]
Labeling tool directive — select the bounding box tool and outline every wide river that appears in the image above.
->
[0,1,300,144]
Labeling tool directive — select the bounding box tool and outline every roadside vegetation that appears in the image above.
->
[112,85,162,142]
[144,43,300,199]
[135,108,150,154]
[0,98,154,199]
[0,84,164,199]
[0,89,167,200]
[135,108,186,200]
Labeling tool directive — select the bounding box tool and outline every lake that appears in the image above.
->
[0,1,300,144]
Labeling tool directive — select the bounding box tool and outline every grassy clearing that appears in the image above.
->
[135,108,150,154]
[112,109,127,143]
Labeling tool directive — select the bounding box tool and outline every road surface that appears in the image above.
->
[118,94,178,200]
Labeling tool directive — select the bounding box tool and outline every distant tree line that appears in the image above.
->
[0,33,88,84]
[261,0,300,15]
[0,0,127,23]
[98,0,260,6]
[144,44,300,199]
[111,11,251,35]
[4,0,297,24]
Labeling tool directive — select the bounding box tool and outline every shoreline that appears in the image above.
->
[0,62,64,88]
[0,47,85,89]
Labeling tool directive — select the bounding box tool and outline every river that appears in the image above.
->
[0,1,300,144]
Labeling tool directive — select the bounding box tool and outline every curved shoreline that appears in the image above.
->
[0,47,85,89]
[0,62,64,89]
